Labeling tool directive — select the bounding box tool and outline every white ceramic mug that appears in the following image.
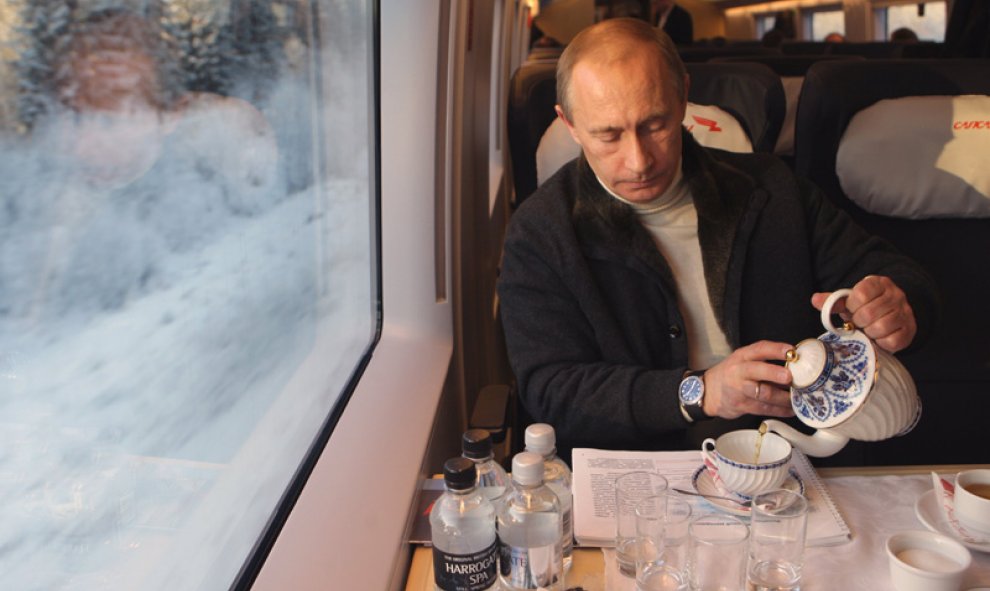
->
[955,469,990,535]
[700,429,791,498]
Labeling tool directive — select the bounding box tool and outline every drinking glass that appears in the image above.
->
[636,494,692,591]
[688,513,749,591]
[746,489,808,591]
[616,472,669,577]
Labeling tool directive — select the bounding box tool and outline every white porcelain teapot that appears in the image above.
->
[763,289,922,457]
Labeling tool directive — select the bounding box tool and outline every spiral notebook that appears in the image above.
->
[571,448,851,547]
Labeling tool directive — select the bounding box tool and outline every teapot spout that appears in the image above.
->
[761,419,850,458]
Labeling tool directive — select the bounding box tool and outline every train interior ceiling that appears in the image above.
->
[433,0,990,480]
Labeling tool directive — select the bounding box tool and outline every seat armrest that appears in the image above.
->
[469,384,513,444]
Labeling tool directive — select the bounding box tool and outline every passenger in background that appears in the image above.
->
[497,18,936,460]
[649,0,693,46]
[760,28,785,48]
[890,27,920,43]
[824,32,845,43]
[770,10,797,40]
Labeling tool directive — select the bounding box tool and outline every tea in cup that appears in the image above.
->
[955,469,990,536]
[700,429,792,498]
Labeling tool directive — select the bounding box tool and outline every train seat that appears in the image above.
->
[712,54,864,157]
[899,42,945,58]
[507,61,785,203]
[781,41,828,56]
[794,58,990,464]
[827,41,907,59]
[526,46,564,62]
[676,45,781,63]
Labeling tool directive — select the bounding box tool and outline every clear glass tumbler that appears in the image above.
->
[688,513,749,591]
[746,489,808,591]
[615,472,669,577]
[636,494,692,591]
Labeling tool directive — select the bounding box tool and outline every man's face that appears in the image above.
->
[558,51,686,203]
[66,37,157,112]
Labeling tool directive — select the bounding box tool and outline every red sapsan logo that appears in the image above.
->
[953,120,990,130]
[689,115,722,132]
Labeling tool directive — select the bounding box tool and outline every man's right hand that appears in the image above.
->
[701,341,795,419]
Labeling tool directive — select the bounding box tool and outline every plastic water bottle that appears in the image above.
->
[497,451,564,591]
[462,429,508,507]
[430,457,500,591]
[524,423,573,572]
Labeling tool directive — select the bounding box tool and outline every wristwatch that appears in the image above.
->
[678,370,708,423]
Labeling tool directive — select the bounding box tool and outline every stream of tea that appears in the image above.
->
[754,422,768,464]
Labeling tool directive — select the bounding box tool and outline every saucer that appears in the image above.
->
[915,489,990,553]
[690,465,804,516]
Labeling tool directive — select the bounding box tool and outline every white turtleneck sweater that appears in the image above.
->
[597,166,731,370]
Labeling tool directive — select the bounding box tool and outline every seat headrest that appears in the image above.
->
[536,103,753,187]
[836,94,990,218]
[509,61,784,203]
[795,60,990,216]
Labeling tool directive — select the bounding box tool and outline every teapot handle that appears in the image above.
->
[821,288,855,335]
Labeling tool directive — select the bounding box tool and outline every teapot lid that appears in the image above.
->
[785,290,877,429]
[787,339,831,391]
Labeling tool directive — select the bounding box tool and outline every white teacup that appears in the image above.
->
[700,429,792,498]
[955,469,990,536]
[886,530,971,591]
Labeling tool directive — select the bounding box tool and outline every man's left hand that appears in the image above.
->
[811,275,916,353]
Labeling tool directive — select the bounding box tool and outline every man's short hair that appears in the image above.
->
[556,17,686,121]
[52,8,181,112]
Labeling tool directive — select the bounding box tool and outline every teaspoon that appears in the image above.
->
[671,487,751,507]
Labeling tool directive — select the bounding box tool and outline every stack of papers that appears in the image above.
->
[571,448,851,548]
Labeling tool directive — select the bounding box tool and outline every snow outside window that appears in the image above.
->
[0,1,377,589]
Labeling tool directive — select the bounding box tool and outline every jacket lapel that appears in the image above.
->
[568,131,769,346]
[683,134,765,346]
[571,156,676,291]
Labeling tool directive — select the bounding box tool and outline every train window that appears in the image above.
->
[803,6,846,40]
[0,1,376,589]
[874,1,947,41]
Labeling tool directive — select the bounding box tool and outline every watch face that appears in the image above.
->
[679,376,703,405]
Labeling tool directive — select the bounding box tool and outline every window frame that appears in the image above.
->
[250,1,454,589]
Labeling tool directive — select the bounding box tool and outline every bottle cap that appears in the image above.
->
[462,429,494,460]
[443,457,477,491]
[524,423,556,455]
[512,451,545,486]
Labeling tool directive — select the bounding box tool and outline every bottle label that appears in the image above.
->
[433,539,498,591]
[499,542,561,589]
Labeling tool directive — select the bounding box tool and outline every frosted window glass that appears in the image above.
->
[0,1,376,589]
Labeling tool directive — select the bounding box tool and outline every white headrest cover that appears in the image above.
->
[683,103,753,154]
[535,103,753,187]
[836,95,990,219]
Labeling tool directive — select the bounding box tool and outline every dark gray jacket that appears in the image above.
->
[497,132,937,455]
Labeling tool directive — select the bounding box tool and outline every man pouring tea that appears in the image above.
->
[497,18,937,461]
